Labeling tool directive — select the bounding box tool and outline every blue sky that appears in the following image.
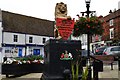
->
[0,0,119,21]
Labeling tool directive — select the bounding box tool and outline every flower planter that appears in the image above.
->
[30,63,44,73]
[2,64,30,77]
[2,63,44,77]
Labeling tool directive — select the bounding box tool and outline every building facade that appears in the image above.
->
[0,10,54,61]
[102,9,120,46]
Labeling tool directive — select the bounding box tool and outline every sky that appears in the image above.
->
[0,0,120,21]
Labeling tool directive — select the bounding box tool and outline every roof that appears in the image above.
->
[104,9,120,21]
[2,11,54,37]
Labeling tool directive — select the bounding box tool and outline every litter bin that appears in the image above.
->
[93,60,103,72]
[93,60,103,80]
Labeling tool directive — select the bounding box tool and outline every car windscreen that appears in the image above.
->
[97,47,106,52]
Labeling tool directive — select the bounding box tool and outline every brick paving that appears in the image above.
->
[1,62,119,80]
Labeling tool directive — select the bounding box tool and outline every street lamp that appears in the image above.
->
[85,0,92,80]
[85,0,91,4]
[85,0,91,17]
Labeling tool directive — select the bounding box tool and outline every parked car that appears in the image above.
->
[95,46,107,55]
[103,46,120,56]
[81,50,94,57]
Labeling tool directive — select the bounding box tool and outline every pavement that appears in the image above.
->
[99,64,118,80]
[0,62,119,80]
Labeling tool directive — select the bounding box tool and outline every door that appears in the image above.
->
[33,49,40,55]
[18,49,22,57]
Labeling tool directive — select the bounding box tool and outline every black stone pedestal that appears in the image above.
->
[118,58,120,80]
[42,39,81,80]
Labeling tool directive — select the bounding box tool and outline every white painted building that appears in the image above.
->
[2,32,52,57]
[0,10,54,62]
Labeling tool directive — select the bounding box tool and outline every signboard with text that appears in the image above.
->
[56,18,74,40]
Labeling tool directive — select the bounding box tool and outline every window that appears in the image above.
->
[29,37,33,43]
[110,28,114,39]
[111,47,120,51]
[33,49,40,55]
[109,19,114,26]
[13,35,18,42]
[43,38,46,43]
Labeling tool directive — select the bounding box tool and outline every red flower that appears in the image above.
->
[61,53,64,58]
[88,26,90,28]
[86,24,90,28]
[76,28,79,31]
[87,18,90,22]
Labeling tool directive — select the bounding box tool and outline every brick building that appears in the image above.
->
[102,9,120,46]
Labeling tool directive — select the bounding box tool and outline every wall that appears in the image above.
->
[3,32,25,45]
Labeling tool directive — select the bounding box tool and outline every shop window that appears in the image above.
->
[13,35,18,42]
[29,36,33,43]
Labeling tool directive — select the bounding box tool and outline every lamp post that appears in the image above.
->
[83,0,95,80]
[85,0,91,80]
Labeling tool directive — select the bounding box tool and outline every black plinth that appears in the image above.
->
[118,58,120,79]
[43,39,82,80]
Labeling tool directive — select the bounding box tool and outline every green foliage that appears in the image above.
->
[14,55,43,61]
[82,66,88,80]
[71,61,79,80]
[71,62,75,80]
[71,49,89,80]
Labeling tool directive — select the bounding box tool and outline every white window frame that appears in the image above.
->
[110,28,114,39]
[13,35,18,42]
[29,36,33,43]
[109,19,114,26]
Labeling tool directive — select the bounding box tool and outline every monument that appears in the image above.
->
[41,2,82,80]
[54,2,74,40]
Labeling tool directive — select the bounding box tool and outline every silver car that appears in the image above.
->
[103,46,120,56]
